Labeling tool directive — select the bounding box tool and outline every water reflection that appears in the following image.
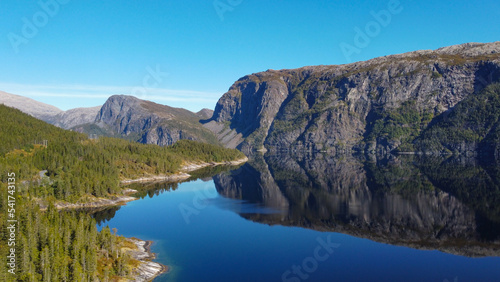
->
[93,153,500,257]
[213,153,500,257]
[89,205,122,226]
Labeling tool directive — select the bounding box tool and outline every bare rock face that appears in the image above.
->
[49,106,101,129]
[206,42,500,152]
[95,95,219,146]
[196,108,214,120]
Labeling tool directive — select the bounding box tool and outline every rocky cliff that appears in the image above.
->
[95,95,219,146]
[205,42,500,153]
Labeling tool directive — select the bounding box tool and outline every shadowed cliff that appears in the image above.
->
[213,153,500,257]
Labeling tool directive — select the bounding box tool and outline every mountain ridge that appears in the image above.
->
[0,92,220,146]
[94,95,220,146]
[0,90,63,120]
[3,41,500,153]
[205,41,500,154]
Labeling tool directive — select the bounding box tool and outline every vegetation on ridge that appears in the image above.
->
[414,83,500,153]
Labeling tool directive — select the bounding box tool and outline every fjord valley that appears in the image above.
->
[97,152,500,281]
[0,105,245,281]
[3,42,500,156]
[2,41,500,281]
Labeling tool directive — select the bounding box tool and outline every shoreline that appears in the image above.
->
[41,156,248,211]
[180,156,248,172]
[126,238,169,281]
[37,156,247,280]
[38,188,140,211]
[143,240,169,275]
[120,156,248,184]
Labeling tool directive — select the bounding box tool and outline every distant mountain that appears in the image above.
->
[196,108,214,120]
[94,95,219,146]
[0,91,221,146]
[6,42,500,154]
[48,106,102,129]
[205,42,500,154]
[0,91,101,130]
[0,91,63,121]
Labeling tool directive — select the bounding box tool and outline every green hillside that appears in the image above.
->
[0,104,245,281]
[0,104,244,202]
[414,83,500,154]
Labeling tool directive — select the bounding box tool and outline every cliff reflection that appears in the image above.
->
[213,153,500,257]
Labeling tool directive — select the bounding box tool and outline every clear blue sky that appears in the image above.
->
[0,0,498,111]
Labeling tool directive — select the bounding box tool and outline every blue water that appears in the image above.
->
[99,179,500,282]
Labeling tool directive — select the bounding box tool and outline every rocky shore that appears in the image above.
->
[120,156,249,184]
[125,238,168,282]
[38,189,139,211]
[37,156,248,280]
[180,156,249,172]
[39,156,248,210]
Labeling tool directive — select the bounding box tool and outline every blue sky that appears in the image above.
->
[0,0,499,112]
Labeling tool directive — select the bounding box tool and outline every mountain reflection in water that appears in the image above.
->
[213,153,500,257]
[93,153,500,258]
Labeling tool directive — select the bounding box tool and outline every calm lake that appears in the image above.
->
[96,153,500,281]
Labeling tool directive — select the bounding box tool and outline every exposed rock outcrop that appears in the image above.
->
[95,95,219,146]
[205,42,500,153]
[49,106,101,129]
[124,239,167,282]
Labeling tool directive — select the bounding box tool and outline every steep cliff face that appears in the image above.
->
[95,95,219,146]
[206,42,500,152]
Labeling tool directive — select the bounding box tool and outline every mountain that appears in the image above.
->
[196,108,214,120]
[0,92,218,146]
[204,42,500,154]
[0,90,101,130]
[48,106,102,129]
[0,90,63,120]
[94,95,220,146]
[4,42,500,153]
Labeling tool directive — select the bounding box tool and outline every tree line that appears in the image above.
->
[0,105,245,281]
